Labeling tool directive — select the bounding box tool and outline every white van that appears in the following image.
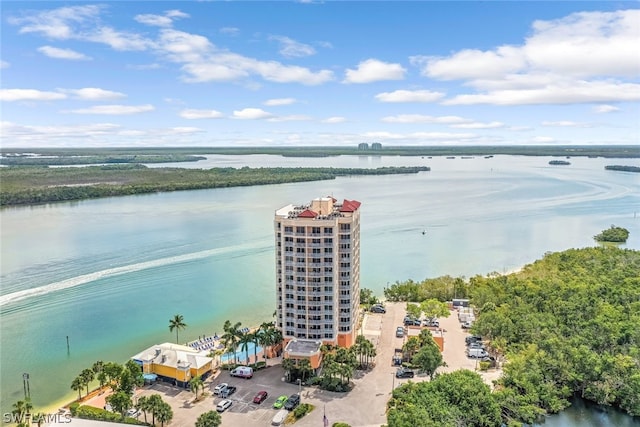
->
[467,348,488,358]
[230,365,253,379]
[271,409,289,426]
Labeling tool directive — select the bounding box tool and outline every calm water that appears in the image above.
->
[1,155,639,424]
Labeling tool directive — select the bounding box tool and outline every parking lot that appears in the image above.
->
[131,302,500,426]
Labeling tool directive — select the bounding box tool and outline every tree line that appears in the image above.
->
[387,246,640,426]
[0,165,429,206]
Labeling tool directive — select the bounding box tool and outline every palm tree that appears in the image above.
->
[155,402,173,427]
[239,331,252,365]
[168,314,187,344]
[282,357,295,382]
[249,330,260,364]
[80,368,95,396]
[71,376,83,399]
[92,360,106,390]
[147,394,163,426]
[12,399,32,426]
[222,320,242,364]
[297,358,313,382]
[189,375,204,400]
[195,411,222,427]
[136,395,149,424]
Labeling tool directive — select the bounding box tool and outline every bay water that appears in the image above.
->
[1,155,639,423]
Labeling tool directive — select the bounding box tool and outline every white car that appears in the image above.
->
[213,383,229,395]
[216,399,232,413]
[126,408,139,418]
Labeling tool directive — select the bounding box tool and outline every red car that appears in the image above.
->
[253,390,268,404]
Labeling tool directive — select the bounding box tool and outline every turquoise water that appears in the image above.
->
[1,155,639,418]
[220,342,263,364]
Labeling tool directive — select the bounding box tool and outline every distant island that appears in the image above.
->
[605,165,640,173]
[594,225,630,243]
[0,165,430,207]
[549,160,571,165]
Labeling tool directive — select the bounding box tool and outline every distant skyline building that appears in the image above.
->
[274,196,361,351]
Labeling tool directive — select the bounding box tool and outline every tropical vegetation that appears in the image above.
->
[0,165,429,206]
[387,247,640,425]
[195,410,222,427]
[168,314,187,344]
[594,225,630,243]
[605,165,640,173]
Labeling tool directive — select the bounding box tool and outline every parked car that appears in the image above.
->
[468,341,485,349]
[370,305,386,313]
[216,399,232,413]
[424,318,439,327]
[465,335,482,345]
[126,408,139,418]
[230,366,253,379]
[273,395,288,409]
[213,383,229,395]
[467,348,489,358]
[395,367,415,378]
[253,390,268,404]
[396,326,405,338]
[461,320,473,329]
[271,409,289,426]
[221,385,237,398]
[403,316,418,326]
[284,394,300,410]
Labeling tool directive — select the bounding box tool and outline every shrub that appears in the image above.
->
[68,403,80,416]
[293,403,314,419]
[254,361,267,370]
[333,423,351,427]
[479,361,491,371]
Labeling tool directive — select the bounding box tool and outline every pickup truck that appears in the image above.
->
[392,348,403,366]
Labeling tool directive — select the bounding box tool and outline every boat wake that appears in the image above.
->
[0,241,267,308]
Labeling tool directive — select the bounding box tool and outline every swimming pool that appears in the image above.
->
[220,342,263,363]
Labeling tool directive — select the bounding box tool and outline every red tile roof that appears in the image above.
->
[340,199,361,212]
[298,209,318,218]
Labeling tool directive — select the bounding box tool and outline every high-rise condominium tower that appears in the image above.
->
[274,196,361,348]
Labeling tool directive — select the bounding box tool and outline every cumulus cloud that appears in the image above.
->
[593,104,620,113]
[135,10,189,27]
[417,9,640,106]
[343,59,406,84]
[8,5,102,39]
[450,121,505,129]
[381,115,470,124]
[375,89,445,103]
[0,89,66,102]
[61,88,126,100]
[179,109,224,119]
[362,131,477,141]
[68,104,154,114]
[0,60,9,68]
[268,115,312,122]
[541,121,592,127]
[443,81,640,105]
[322,117,346,123]
[270,35,316,58]
[264,98,297,106]
[232,108,273,119]
[37,45,91,60]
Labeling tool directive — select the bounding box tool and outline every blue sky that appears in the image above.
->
[1,1,638,148]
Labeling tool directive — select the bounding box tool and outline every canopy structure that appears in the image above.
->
[143,373,158,381]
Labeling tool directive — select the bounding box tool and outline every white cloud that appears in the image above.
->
[443,81,640,105]
[135,14,173,27]
[135,10,189,27]
[343,59,406,84]
[322,117,346,123]
[362,131,477,141]
[179,109,224,119]
[0,89,66,102]
[0,60,9,68]
[62,88,126,100]
[68,104,154,115]
[270,35,316,58]
[232,108,273,119]
[593,104,620,113]
[541,121,591,128]
[86,26,154,51]
[1,120,121,139]
[168,127,203,134]
[264,98,296,106]
[416,9,640,106]
[381,114,470,124]
[37,45,91,60]
[267,115,312,122]
[9,5,102,39]
[375,90,445,103]
[450,121,505,129]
